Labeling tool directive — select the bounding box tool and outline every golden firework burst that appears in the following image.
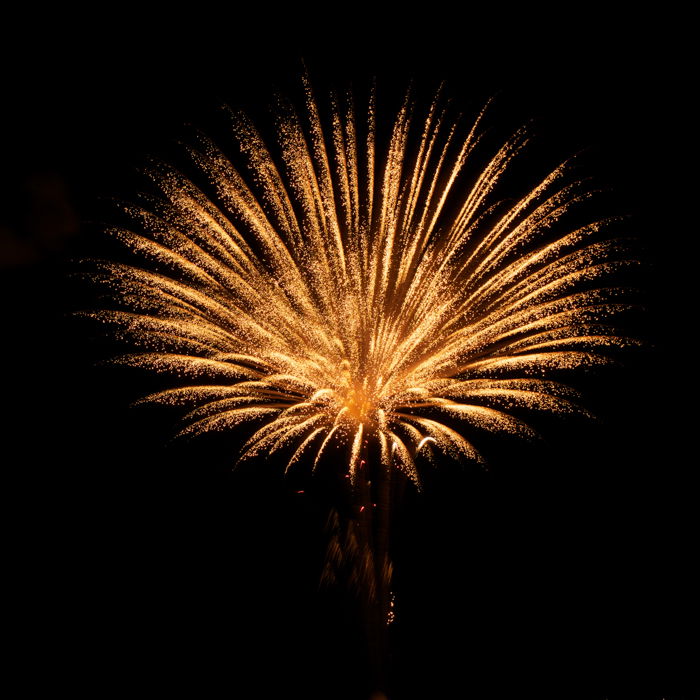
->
[88,76,636,488]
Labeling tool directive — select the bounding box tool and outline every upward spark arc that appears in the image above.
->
[91,79,635,488]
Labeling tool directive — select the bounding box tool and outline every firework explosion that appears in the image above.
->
[81,73,640,698]
[88,77,633,487]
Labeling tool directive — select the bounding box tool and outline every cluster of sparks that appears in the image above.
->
[89,77,635,488]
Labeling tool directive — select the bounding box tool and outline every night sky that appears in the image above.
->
[3,13,695,700]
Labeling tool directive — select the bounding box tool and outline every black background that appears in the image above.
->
[3,11,695,700]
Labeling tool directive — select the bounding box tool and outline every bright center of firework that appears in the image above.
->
[343,381,374,423]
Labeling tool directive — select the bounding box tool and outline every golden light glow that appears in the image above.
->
[89,77,635,487]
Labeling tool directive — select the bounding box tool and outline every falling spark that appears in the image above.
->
[87,77,636,488]
[387,591,396,625]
